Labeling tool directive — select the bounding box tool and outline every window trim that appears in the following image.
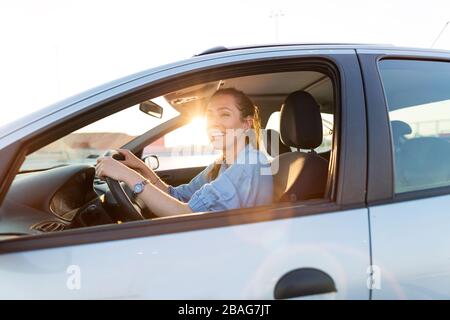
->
[0,200,365,254]
[0,52,367,254]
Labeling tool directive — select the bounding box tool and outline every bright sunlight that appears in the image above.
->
[165,117,210,148]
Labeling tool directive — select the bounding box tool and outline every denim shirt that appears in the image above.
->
[168,144,273,212]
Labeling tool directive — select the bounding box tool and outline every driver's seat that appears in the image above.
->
[271,90,329,202]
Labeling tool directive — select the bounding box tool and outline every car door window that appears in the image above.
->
[379,59,450,193]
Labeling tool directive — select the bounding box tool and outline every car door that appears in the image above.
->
[359,49,450,299]
[0,47,371,299]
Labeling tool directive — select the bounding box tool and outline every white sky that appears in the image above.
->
[1,0,450,128]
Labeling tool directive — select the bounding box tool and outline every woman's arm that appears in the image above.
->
[96,157,192,217]
[126,173,192,217]
[113,149,170,194]
[139,164,169,193]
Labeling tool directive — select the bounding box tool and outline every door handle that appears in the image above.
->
[274,268,337,299]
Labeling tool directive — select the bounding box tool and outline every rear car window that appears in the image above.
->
[379,59,450,193]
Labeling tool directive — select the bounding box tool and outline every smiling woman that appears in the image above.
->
[94,86,274,218]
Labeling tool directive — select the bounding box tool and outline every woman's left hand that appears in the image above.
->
[95,157,141,186]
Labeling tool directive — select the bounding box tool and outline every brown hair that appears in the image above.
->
[207,88,262,181]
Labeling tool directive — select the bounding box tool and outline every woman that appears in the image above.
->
[96,88,273,217]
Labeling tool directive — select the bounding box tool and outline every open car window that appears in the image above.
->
[3,67,338,238]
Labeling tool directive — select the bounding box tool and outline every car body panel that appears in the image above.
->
[0,208,370,299]
[370,194,450,299]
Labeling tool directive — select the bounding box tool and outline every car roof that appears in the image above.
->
[194,43,450,56]
[194,43,389,55]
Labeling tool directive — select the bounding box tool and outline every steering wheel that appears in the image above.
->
[103,151,145,221]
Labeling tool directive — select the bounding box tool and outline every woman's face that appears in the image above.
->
[206,94,251,152]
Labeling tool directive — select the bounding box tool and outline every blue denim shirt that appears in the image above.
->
[168,144,273,212]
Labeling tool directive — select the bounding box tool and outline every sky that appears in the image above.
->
[1,0,450,128]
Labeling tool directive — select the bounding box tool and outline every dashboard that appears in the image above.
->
[50,169,96,219]
[0,165,99,235]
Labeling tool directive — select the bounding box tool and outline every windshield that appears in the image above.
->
[20,97,179,172]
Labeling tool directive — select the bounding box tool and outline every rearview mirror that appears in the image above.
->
[139,101,163,118]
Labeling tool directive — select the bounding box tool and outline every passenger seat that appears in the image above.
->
[271,90,329,202]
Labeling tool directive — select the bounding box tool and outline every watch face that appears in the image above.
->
[134,184,143,193]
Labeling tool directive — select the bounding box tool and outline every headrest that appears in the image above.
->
[391,120,412,137]
[280,90,323,149]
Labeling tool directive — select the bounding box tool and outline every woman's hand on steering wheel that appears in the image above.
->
[116,149,148,175]
[96,156,141,185]
[96,155,147,221]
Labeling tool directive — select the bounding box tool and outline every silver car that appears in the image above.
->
[0,44,449,299]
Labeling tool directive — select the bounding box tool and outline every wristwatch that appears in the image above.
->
[132,179,149,198]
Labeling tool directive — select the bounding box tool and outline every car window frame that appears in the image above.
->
[0,50,367,254]
[357,48,450,205]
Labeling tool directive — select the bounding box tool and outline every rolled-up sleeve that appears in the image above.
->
[188,165,249,212]
[168,164,212,202]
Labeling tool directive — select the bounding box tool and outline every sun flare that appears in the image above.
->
[165,117,210,148]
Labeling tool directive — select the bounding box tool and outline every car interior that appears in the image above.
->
[0,70,336,238]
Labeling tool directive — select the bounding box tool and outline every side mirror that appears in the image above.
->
[139,101,163,118]
[144,155,159,170]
